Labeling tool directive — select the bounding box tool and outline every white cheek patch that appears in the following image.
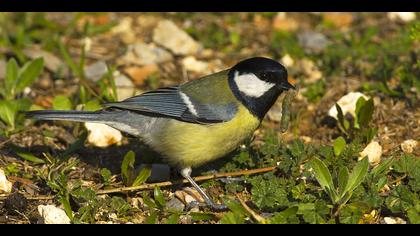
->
[179,91,198,116]
[233,71,275,98]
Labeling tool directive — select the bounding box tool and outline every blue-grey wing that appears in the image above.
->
[103,86,237,124]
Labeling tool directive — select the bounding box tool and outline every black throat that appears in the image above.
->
[228,74,283,121]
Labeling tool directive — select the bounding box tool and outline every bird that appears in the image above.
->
[26,57,295,210]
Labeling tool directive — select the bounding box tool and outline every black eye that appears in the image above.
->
[259,72,270,80]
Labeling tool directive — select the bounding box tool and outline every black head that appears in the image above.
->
[228,57,295,120]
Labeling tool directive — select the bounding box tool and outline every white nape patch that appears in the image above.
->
[233,71,275,98]
[179,91,198,116]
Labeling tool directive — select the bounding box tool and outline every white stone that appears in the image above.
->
[280,54,294,67]
[38,205,71,224]
[328,92,369,120]
[0,168,12,193]
[182,56,209,73]
[132,43,173,65]
[85,123,123,148]
[153,20,201,55]
[400,139,418,154]
[387,12,416,22]
[359,141,382,166]
[115,74,136,101]
[384,216,407,224]
[84,61,108,82]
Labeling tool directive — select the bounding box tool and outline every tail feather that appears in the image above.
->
[26,110,104,123]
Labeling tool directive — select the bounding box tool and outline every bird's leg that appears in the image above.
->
[180,167,228,211]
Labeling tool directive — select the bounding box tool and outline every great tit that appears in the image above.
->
[27,57,295,210]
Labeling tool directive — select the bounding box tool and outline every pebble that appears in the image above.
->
[115,74,136,100]
[23,47,69,76]
[298,31,329,53]
[0,168,12,193]
[153,20,201,55]
[38,205,71,224]
[280,54,294,67]
[124,64,159,86]
[166,197,185,212]
[359,141,382,166]
[387,12,416,22]
[85,122,123,148]
[182,56,210,74]
[119,43,173,66]
[323,13,354,28]
[400,139,418,154]
[84,60,108,82]
[383,216,407,224]
[272,13,299,32]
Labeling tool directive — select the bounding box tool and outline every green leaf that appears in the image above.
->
[344,157,369,194]
[0,100,18,128]
[144,210,158,224]
[311,157,337,202]
[100,168,112,186]
[165,213,180,224]
[142,192,157,209]
[52,95,73,110]
[132,165,152,186]
[83,99,102,111]
[337,166,349,195]
[333,136,346,156]
[356,98,374,128]
[16,58,44,93]
[14,149,46,164]
[220,212,246,224]
[371,157,393,178]
[59,195,74,221]
[269,206,299,224]
[121,150,135,186]
[153,187,166,207]
[189,212,216,221]
[5,58,19,99]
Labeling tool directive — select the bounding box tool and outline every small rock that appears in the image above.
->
[38,205,71,224]
[119,43,173,66]
[153,20,201,55]
[182,56,209,74]
[84,61,108,82]
[280,54,294,67]
[328,92,370,120]
[124,64,159,86]
[383,216,407,224]
[175,187,205,205]
[387,12,416,22]
[400,139,418,154]
[359,141,382,166]
[0,59,6,80]
[4,193,27,215]
[115,74,136,100]
[166,197,185,212]
[37,76,54,90]
[110,17,136,44]
[323,13,354,28]
[298,31,329,53]
[23,48,68,76]
[85,123,123,148]
[0,168,12,193]
[272,12,299,32]
[299,59,322,83]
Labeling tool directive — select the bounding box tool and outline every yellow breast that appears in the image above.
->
[153,106,260,168]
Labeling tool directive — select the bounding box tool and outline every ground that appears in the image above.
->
[0,13,419,224]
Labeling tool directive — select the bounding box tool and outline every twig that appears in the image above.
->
[236,194,266,224]
[97,166,276,195]
[0,166,277,200]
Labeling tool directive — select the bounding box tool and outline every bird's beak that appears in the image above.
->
[278,81,296,90]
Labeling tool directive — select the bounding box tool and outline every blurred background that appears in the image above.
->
[0,13,419,224]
